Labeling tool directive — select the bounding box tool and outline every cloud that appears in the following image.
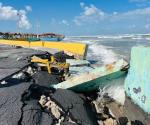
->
[61,20,69,26]
[80,2,85,8]
[75,3,150,23]
[129,0,149,7]
[111,7,150,22]
[18,10,31,29]
[113,12,118,15]
[72,3,150,34]
[25,5,32,12]
[82,4,99,16]
[0,2,31,29]
[51,18,69,26]
[0,3,18,20]
[74,3,105,25]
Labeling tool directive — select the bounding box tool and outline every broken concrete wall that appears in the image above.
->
[125,46,150,113]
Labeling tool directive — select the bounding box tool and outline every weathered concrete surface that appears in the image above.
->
[0,82,30,125]
[0,81,54,125]
[125,46,150,113]
[60,122,77,125]
[0,44,56,125]
[21,100,53,125]
[32,71,61,87]
[0,44,45,81]
[106,101,146,124]
[124,96,150,125]
[21,83,98,124]
[0,44,99,125]
[52,89,97,125]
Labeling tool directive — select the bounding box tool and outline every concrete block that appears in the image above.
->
[125,46,150,113]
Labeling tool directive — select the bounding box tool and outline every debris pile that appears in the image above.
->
[54,51,74,62]
[0,45,146,125]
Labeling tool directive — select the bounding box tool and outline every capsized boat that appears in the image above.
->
[66,59,90,66]
[52,59,129,92]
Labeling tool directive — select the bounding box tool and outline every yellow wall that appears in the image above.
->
[43,42,87,57]
[30,41,43,47]
[13,41,30,47]
[0,39,87,58]
[0,40,29,47]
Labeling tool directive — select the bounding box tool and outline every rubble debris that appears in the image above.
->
[30,53,70,77]
[118,117,129,125]
[60,122,77,125]
[124,96,149,125]
[39,95,63,119]
[97,120,104,125]
[31,51,52,60]
[12,71,31,82]
[131,120,144,125]
[0,44,98,125]
[92,100,105,114]
[38,89,98,125]
[45,100,62,119]
[55,116,65,125]
[0,79,57,125]
[54,51,74,62]
[0,70,32,88]
[39,95,48,106]
[12,72,26,79]
[30,51,74,63]
[1,80,7,84]
[32,71,61,87]
[0,44,148,125]
[26,66,35,76]
[22,84,54,101]
[0,82,31,125]
[103,118,117,125]
[21,100,53,125]
[0,44,45,81]
[52,89,97,125]
[92,94,120,125]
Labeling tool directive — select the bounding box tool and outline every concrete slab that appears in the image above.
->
[66,59,90,66]
[124,96,150,125]
[0,45,45,81]
[125,46,150,114]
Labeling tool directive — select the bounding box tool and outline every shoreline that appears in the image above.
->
[0,44,148,125]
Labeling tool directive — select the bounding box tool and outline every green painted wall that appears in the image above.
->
[125,46,150,113]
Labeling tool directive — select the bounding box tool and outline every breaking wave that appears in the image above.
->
[65,36,126,105]
[86,43,125,105]
[87,43,118,65]
[97,76,126,105]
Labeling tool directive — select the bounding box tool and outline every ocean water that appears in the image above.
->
[64,36,150,64]
[64,36,150,105]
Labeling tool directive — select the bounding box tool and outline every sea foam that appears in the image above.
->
[88,43,118,65]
